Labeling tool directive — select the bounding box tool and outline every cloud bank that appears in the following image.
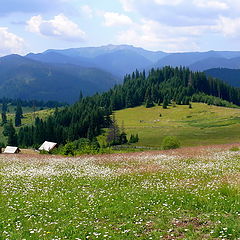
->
[27,14,86,42]
[114,0,240,51]
[0,27,25,56]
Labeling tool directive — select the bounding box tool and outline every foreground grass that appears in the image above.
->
[0,147,240,239]
[115,103,240,147]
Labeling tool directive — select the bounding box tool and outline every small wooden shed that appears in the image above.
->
[39,141,57,152]
[4,146,21,154]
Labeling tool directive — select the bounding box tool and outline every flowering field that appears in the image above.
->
[0,144,240,239]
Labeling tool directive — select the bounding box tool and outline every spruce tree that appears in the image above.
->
[1,101,7,125]
[79,91,83,101]
[2,101,8,113]
[163,98,168,109]
[15,103,23,127]
[1,112,7,125]
[6,120,18,146]
[106,114,120,146]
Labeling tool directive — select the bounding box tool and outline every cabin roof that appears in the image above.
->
[39,141,57,152]
[4,146,20,154]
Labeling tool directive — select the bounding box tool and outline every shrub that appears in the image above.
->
[62,142,75,156]
[229,146,240,152]
[129,134,139,143]
[40,150,50,155]
[162,136,180,150]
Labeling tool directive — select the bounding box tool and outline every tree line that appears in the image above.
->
[0,98,67,109]
[6,66,240,147]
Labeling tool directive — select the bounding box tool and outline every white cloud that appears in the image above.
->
[116,19,208,51]
[117,0,240,51]
[27,14,86,41]
[154,0,183,6]
[118,0,231,27]
[104,12,133,27]
[81,5,93,18]
[193,0,229,10]
[216,16,240,37]
[119,0,136,12]
[0,27,25,56]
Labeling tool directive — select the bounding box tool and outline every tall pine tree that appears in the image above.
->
[15,102,23,127]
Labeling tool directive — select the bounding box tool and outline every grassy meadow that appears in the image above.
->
[115,103,240,147]
[0,145,240,239]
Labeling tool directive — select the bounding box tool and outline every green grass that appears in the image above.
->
[0,148,240,239]
[115,103,240,147]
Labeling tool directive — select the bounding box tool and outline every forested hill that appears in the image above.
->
[205,68,240,87]
[17,66,240,147]
[0,54,118,103]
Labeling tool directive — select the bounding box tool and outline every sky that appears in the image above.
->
[1,0,240,56]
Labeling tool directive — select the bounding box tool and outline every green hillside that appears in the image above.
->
[15,67,240,148]
[115,103,240,147]
[0,54,117,103]
[0,107,54,145]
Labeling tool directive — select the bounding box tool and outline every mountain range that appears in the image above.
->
[205,68,240,88]
[1,44,240,103]
[27,45,240,77]
[0,54,117,103]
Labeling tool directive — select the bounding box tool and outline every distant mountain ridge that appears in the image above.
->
[205,68,240,87]
[26,45,240,78]
[2,44,240,103]
[27,45,168,78]
[0,54,118,103]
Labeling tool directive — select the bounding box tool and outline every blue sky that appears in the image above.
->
[1,0,240,55]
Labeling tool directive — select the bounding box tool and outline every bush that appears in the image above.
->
[62,142,75,156]
[161,136,180,150]
[129,134,139,143]
[0,142,5,148]
[229,146,240,152]
[39,150,50,155]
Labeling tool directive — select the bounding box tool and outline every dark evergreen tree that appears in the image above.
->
[2,100,8,113]
[15,102,23,127]
[79,91,83,101]
[1,112,7,125]
[4,120,18,146]
[162,98,168,109]
[146,99,154,108]
[106,114,120,146]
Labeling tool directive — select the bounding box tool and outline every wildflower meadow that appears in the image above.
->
[0,145,240,239]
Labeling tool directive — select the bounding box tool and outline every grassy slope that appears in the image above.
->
[115,103,240,147]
